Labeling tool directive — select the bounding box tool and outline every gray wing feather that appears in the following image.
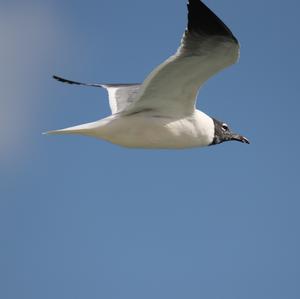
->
[53,75,141,114]
[123,0,239,117]
[102,84,141,114]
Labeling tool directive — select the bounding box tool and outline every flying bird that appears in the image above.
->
[46,0,249,148]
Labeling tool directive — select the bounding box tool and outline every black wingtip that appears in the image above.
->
[52,75,82,85]
[187,0,238,43]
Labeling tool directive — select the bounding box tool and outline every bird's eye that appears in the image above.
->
[222,123,229,131]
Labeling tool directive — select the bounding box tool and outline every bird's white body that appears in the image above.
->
[51,109,214,149]
[47,1,249,148]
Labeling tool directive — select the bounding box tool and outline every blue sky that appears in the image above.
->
[1,0,299,298]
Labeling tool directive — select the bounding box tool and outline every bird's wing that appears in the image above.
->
[123,0,239,117]
[102,84,141,114]
[53,75,141,114]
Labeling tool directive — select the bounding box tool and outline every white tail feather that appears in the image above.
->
[43,122,100,136]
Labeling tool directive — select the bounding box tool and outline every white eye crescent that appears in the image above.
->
[222,123,229,131]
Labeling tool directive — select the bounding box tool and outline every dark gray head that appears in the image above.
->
[210,118,250,146]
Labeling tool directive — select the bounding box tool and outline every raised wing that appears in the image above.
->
[53,75,141,114]
[124,0,239,117]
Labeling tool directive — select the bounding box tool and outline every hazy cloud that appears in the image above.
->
[0,3,64,166]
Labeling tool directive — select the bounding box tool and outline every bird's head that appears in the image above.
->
[210,118,250,145]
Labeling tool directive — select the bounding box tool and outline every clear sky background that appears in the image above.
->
[1,0,299,298]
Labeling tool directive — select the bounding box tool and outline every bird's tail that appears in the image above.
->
[43,122,100,136]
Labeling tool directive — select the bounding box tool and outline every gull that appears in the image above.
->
[46,0,249,148]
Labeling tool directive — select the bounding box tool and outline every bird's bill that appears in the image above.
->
[230,134,250,144]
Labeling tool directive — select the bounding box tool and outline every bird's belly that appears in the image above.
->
[98,114,211,149]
